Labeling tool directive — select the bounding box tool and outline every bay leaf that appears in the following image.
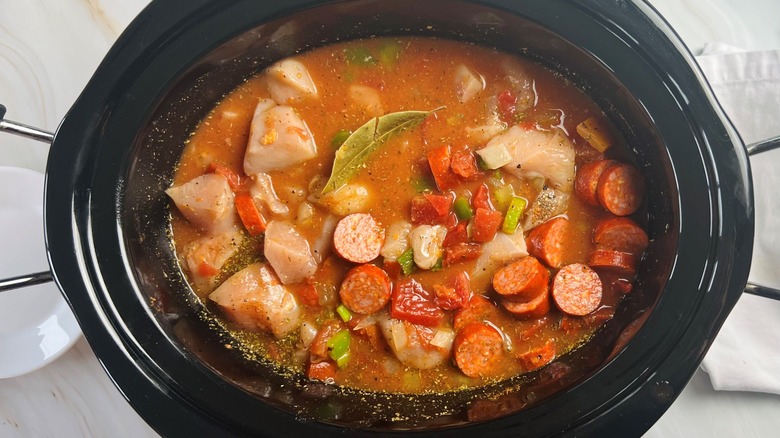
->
[321,107,443,195]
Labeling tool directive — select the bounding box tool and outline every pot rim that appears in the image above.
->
[43,0,753,436]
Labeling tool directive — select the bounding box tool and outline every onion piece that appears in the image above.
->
[352,312,379,331]
[390,321,408,351]
[430,329,455,349]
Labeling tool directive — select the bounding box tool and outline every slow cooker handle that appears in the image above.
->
[743,135,780,301]
[0,104,56,293]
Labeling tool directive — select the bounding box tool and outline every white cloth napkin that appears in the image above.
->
[696,43,780,395]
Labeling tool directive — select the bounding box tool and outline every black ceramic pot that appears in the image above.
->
[1,0,775,436]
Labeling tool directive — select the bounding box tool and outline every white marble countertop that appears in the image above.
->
[1,1,779,436]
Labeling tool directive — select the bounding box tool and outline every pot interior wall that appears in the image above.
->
[122,0,676,430]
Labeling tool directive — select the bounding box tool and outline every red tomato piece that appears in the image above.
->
[390,278,444,327]
[206,162,243,191]
[497,89,517,124]
[423,193,453,216]
[434,272,472,310]
[306,360,336,382]
[450,147,481,179]
[427,145,458,190]
[472,184,494,211]
[443,221,469,247]
[472,208,502,243]
[443,243,483,267]
[197,261,220,277]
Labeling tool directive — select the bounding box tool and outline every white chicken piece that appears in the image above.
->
[380,221,412,261]
[244,99,317,175]
[484,126,575,192]
[472,231,529,282]
[378,316,452,370]
[454,64,485,103]
[263,220,318,285]
[409,225,447,270]
[166,173,236,234]
[349,84,384,117]
[318,183,372,216]
[501,58,536,111]
[209,262,302,338]
[266,59,318,103]
[249,173,289,215]
[183,227,244,288]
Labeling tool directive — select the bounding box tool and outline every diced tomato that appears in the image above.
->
[297,279,320,307]
[434,272,472,310]
[410,195,457,227]
[207,162,243,191]
[234,192,267,236]
[383,260,401,279]
[391,278,443,327]
[427,145,458,190]
[450,147,481,179]
[443,243,483,267]
[197,261,220,277]
[443,221,469,247]
[497,89,517,124]
[306,360,336,382]
[423,193,453,216]
[472,183,494,211]
[472,208,502,243]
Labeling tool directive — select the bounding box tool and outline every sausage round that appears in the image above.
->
[516,340,556,372]
[575,159,615,207]
[593,217,649,255]
[339,264,392,314]
[526,217,569,268]
[588,248,637,276]
[453,322,505,377]
[453,295,501,331]
[552,263,603,316]
[501,285,551,319]
[333,213,385,263]
[596,163,645,216]
[492,256,550,302]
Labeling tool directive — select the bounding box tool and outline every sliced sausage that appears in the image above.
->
[492,256,550,302]
[501,285,550,319]
[593,217,649,255]
[339,264,392,314]
[454,295,501,331]
[596,163,645,216]
[526,217,569,269]
[333,213,385,263]
[574,159,615,207]
[453,322,505,377]
[552,263,603,316]
[516,340,556,372]
[588,249,637,276]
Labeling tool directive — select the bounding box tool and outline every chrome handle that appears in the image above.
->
[0,103,55,144]
[0,271,54,293]
[743,135,780,301]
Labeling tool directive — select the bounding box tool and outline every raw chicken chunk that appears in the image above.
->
[486,126,575,192]
[263,220,318,284]
[472,230,528,282]
[209,262,302,338]
[244,99,317,175]
[184,227,244,288]
[266,59,318,103]
[249,173,289,215]
[378,316,452,370]
[166,173,236,234]
[349,84,384,117]
[453,64,485,103]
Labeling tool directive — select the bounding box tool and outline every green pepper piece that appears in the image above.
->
[344,46,376,66]
[430,258,443,272]
[378,41,402,65]
[327,329,351,367]
[331,129,351,148]
[398,248,416,276]
[502,196,528,234]
[336,304,352,323]
[412,176,435,193]
[453,196,474,220]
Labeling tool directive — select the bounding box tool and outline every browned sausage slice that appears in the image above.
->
[333,213,385,263]
[552,263,603,316]
[588,249,637,276]
[453,322,505,377]
[492,256,550,302]
[593,217,649,255]
[453,295,501,331]
[516,340,556,372]
[526,217,569,269]
[339,264,392,314]
[575,159,615,207]
[596,163,645,216]
[501,286,551,319]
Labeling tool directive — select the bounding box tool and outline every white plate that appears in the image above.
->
[0,166,81,378]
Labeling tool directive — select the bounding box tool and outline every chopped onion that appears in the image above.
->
[430,329,455,349]
[390,321,408,351]
[299,321,318,348]
[352,312,378,331]
[476,142,512,169]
